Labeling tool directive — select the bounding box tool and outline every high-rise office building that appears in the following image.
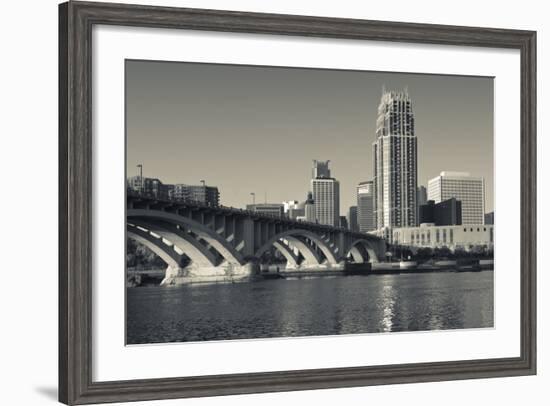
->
[373,88,418,229]
[357,181,375,232]
[417,185,427,225]
[428,171,485,225]
[311,179,340,226]
[347,206,358,232]
[311,160,340,227]
[312,160,331,178]
[339,216,348,229]
[418,198,462,226]
[304,192,316,222]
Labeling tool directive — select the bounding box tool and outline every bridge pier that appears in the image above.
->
[160,261,258,286]
[272,260,346,273]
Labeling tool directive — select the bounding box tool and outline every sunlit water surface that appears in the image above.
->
[126,270,493,344]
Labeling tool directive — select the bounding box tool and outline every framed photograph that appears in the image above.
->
[59,1,536,404]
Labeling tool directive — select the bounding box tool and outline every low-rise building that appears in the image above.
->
[127,176,172,200]
[170,184,219,206]
[283,200,305,219]
[390,223,494,250]
[246,203,285,218]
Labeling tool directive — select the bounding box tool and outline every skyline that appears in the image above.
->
[126,60,494,214]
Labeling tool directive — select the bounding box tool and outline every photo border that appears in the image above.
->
[59,1,536,404]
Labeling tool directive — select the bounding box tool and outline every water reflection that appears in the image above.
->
[127,270,494,344]
[380,284,396,332]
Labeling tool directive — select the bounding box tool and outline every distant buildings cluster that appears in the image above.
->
[127,175,220,207]
[366,88,493,250]
[247,161,340,226]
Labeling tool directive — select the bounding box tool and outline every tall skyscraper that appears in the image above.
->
[312,159,331,178]
[373,88,418,229]
[347,206,358,232]
[428,171,485,225]
[357,181,375,232]
[416,185,427,225]
[304,192,316,222]
[339,216,348,229]
[311,160,340,226]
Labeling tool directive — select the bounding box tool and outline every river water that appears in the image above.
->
[126,270,493,344]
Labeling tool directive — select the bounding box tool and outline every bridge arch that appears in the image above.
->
[129,220,219,268]
[347,239,380,263]
[127,209,245,266]
[127,225,183,268]
[284,236,322,265]
[255,229,338,265]
[272,241,300,268]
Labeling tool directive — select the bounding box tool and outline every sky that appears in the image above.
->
[126,60,494,214]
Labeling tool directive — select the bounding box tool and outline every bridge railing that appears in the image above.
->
[127,188,369,235]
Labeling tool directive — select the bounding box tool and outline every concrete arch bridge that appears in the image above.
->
[127,194,386,285]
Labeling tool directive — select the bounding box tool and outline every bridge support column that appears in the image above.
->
[160,261,259,286]
[241,218,255,257]
[335,232,346,262]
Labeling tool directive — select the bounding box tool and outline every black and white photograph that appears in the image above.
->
[125,60,495,345]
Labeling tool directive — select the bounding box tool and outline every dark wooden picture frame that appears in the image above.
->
[59,1,536,404]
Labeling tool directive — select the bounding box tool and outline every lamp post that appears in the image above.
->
[136,164,143,193]
[200,179,205,187]
[250,192,256,205]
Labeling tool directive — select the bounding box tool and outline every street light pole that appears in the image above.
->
[137,164,143,192]
[200,179,206,187]
[250,192,255,205]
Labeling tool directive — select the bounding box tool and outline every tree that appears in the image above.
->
[454,246,468,259]
[415,247,433,261]
[126,238,167,269]
[436,246,452,259]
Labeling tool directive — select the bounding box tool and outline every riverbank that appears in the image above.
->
[369,259,493,275]
[127,258,494,286]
